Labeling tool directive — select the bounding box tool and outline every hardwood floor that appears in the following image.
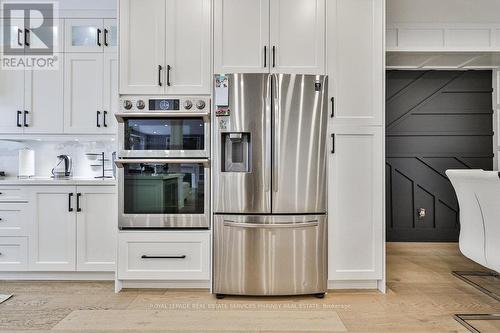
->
[0,243,499,332]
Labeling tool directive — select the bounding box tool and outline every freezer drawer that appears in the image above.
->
[213,215,327,296]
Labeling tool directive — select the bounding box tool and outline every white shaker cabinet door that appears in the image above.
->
[327,0,384,126]
[28,187,77,271]
[76,186,117,272]
[165,0,211,94]
[328,126,384,281]
[0,57,24,134]
[270,0,325,74]
[102,52,118,133]
[63,53,103,134]
[214,0,270,73]
[119,0,166,94]
[103,19,118,53]
[64,19,104,53]
[24,54,64,134]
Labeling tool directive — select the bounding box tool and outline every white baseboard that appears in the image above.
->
[116,280,210,292]
[0,271,114,281]
[328,280,380,290]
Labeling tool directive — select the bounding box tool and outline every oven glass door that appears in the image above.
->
[119,116,209,158]
[117,159,209,228]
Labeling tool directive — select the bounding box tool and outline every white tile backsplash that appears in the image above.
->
[0,139,116,178]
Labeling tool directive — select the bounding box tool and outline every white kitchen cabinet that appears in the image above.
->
[328,126,384,281]
[65,19,105,53]
[0,237,28,271]
[102,52,118,133]
[0,57,24,134]
[24,54,64,134]
[76,186,117,271]
[270,0,325,74]
[214,0,270,73]
[103,19,118,53]
[119,0,211,94]
[0,203,29,237]
[327,0,384,126]
[119,0,166,94]
[29,186,76,271]
[165,0,211,94]
[214,0,325,74]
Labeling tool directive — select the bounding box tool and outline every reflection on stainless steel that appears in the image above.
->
[213,215,327,296]
[213,73,328,296]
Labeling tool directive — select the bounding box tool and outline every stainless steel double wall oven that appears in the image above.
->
[115,96,210,229]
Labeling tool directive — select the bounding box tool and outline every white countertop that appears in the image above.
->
[0,177,116,186]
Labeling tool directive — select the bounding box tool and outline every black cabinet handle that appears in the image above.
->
[17,29,22,46]
[23,110,29,127]
[331,134,335,154]
[158,65,162,86]
[141,255,186,259]
[76,193,82,212]
[104,28,109,46]
[96,111,101,127]
[97,28,102,46]
[103,111,108,127]
[0,218,3,221]
[68,193,74,212]
[264,46,267,68]
[330,97,335,118]
[272,46,276,68]
[16,111,22,127]
[166,65,171,86]
[24,29,30,46]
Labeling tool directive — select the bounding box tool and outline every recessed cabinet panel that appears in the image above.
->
[214,0,270,73]
[166,0,211,94]
[119,0,166,94]
[0,57,24,134]
[63,53,103,133]
[328,127,384,280]
[270,0,325,74]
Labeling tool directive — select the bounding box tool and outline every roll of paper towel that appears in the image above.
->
[18,148,35,178]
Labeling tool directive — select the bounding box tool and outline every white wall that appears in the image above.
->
[387,0,500,24]
[0,140,116,178]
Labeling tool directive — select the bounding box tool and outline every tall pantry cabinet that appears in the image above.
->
[327,0,385,287]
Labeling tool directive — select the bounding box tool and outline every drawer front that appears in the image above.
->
[118,232,210,280]
[0,187,27,202]
[0,237,28,271]
[0,203,29,236]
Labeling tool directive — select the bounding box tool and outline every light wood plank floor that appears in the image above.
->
[0,243,499,332]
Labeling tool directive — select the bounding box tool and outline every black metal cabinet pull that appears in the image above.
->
[16,111,22,127]
[103,111,108,127]
[166,65,171,86]
[76,193,82,212]
[331,134,335,154]
[264,46,267,68]
[17,29,22,46]
[103,28,109,46]
[96,111,101,127]
[23,111,29,127]
[141,255,186,259]
[330,97,335,118]
[97,28,102,46]
[68,193,74,212]
[24,29,30,46]
[158,65,162,86]
[272,46,276,68]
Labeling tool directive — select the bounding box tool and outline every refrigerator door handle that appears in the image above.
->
[223,220,319,229]
[272,75,280,193]
[264,75,272,192]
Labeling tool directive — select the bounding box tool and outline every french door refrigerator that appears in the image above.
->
[213,73,328,297]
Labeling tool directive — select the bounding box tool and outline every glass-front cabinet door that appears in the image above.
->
[65,19,103,52]
[116,160,210,228]
[103,19,117,52]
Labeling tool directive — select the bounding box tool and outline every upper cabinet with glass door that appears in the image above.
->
[0,17,63,53]
[65,19,117,53]
[214,0,325,74]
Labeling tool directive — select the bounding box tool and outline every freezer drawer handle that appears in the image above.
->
[223,221,319,229]
[141,255,186,259]
[115,158,209,168]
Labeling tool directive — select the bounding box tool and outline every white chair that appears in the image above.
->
[446,169,500,332]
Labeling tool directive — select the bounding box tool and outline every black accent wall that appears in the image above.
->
[386,70,494,242]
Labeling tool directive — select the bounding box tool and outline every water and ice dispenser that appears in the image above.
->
[221,133,251,172]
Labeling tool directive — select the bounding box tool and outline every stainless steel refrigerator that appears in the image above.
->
[213,73,328,297]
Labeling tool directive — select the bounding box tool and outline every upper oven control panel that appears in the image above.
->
[120,96,210,112]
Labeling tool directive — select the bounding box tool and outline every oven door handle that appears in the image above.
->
[114,112,210,123]
[114,159,210,168]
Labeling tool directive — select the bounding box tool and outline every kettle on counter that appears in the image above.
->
[51,155,72,178]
